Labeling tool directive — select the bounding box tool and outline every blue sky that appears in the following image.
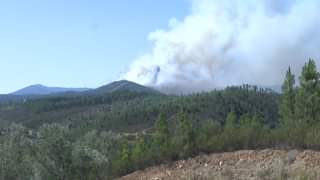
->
[0,0,189,93]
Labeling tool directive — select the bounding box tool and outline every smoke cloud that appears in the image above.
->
[125,0,320,94]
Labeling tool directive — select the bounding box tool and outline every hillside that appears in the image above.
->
[90,80,159,95]
[120,150,320,180]
[0,85,278,130]
[0,80,159,104]
[11,84,90,95]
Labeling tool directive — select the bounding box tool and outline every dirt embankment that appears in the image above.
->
[119,149,320,180]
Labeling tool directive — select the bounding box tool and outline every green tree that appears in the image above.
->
[36,124,73,180]
[0,124,34,180]
[72,130,109,180]
[131,136,147,169]
[280,66,296,126]
[173,111,195,158]
[225,111,237,129]
[295,59,320,124]
[111,139,132,176]
[153,113,170,157]
[238,115,263,148]
[196,120,222,152]
[222,111,239,150]
[120,141,131,171]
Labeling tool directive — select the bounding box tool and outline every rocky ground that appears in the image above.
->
[119,149,320,180]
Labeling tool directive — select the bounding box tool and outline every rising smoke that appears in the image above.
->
[125,0,320,94]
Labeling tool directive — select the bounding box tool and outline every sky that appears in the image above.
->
[0,0,189,94]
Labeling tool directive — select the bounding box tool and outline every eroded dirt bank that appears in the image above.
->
[119,149,320,180]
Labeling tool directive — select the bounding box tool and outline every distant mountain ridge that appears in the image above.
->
[8,81,279,98]
[9,80,159,97]
[0,80,159,104]
[11,84,91,95]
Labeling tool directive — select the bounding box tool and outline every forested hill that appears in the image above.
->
[88,80,160,95]
[0,84,279,130]
[0,80,159,104]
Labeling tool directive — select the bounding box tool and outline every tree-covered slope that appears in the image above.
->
[0,85,279,131]
[89,80,160,95]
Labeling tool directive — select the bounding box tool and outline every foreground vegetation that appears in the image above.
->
[0,59,319,180]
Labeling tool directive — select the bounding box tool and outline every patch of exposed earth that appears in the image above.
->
[119,149,320,180]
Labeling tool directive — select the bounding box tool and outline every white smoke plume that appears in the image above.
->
[125,0,320,94]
